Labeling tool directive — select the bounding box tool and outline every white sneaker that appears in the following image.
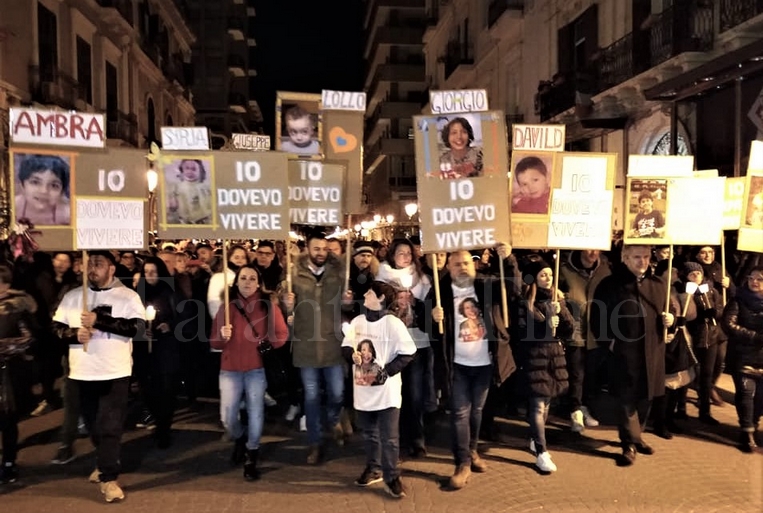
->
[535,451,557,473]
[285,404,300,422]
[570,410,585,433]
[89,468,101,483]
[299,415,307,432]
[264,392,277,408]
[529,439,536,455]
[100,480,125,502]
[581,406,599,427]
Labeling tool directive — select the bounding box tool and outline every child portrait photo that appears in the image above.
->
[354,339,384,386]
[12,152,73,227]
[276,92,322,157]
[625,178,668,242]
[161,157,214,226]
[745,176,763,229]
[510,151,555,215]
[415,112,508,181]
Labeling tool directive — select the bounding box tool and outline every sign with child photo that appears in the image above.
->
[275,91,322,159]
[413,111,510,252]
[739,140,763,252]
[156,151,290,240]
[624,178,670,245]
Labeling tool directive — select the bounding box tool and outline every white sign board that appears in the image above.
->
[666,177,725,245]
[321,90,367,112]
[430,90,489,115]
[76,198,145,249]
[10,108,105,148]
[547,153,615,250]
[161,126,210,150]
[232,133,271,151]
[724,177,746,231]
[628,155,694,177]
[512,124,566,152]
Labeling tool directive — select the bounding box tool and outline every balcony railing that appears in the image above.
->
[106,111,139,147]
[487,0,524,27]
[719,0,763,33]
[444,40,474,79]
[162,53,190,87]
[649,0,714,67]
[536,0,715,121]
[28,64,79,110]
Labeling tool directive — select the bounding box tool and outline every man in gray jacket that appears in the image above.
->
[284,233,352,464]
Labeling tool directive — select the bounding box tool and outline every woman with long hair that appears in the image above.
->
[376,238,434,458]
[211,264,289,480]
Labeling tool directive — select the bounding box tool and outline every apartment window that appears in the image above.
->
[105,61,118,116]
[37,2,58,81]
[76,37,93,103]
[557,5,598,75]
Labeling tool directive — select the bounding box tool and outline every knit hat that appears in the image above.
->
[683,261,704,277]
[522,259,552,285]
[353,240,375,257]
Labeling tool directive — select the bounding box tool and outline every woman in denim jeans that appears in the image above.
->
[722,265,763,453]
[512,259,573,473]
[211,264,288,480]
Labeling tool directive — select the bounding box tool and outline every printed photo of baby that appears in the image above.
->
[354,339,383,386]
[278,99,321,156]
[13,153,72,226]
[163,158,213,225]
[458,298,487,342]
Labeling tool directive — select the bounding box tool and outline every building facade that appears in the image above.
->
[184,0,263,147]
[0,0,196,236]
[363,0,428,220]
[423,0,763,230]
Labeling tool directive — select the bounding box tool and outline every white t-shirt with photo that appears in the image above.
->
[54,284,146,381]
[452,283,491,367]
[342,313,416,412]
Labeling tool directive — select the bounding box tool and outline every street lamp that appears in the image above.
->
[373,214,382,224]
[386,214,394,224]
[404,202,418,219]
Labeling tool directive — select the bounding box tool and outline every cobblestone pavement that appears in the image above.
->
[1,375,761,512]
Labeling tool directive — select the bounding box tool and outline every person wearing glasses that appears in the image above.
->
[253,241,283,292]
[722,266,763,453]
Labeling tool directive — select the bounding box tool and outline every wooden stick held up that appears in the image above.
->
[81,250,89,353]
[663,244,675,343]
[552,249,561,338]
[430,253,444,334]
[222,240,230,327]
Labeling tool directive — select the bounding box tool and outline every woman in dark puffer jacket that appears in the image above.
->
[512,259,573,473]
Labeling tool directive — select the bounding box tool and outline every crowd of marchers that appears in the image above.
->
[0,234,761,502]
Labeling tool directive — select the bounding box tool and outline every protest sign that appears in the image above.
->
[512,124,565,152]
[624,177,670,245]
[723,177,746,231]
[429,90,489,114]
[324,110,363,214]
[413,111,510,252]
[665,177,725,245]
[288,160,345,226]
[156,151,289,240]
[161,126,210,150]
[628,155,694,177]
[9,107,105,148]
[232,133,271,151]
[739,167,763,253]
[275,91,322,159]
[321,90,366,112]
[547,153,617,250]
[74,148,149,250]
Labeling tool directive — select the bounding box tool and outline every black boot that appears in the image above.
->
[231,435,247,465]
[243,449,260,481]
[739,431,757,453]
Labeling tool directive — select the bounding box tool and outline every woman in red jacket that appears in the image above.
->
[211,264,288,480]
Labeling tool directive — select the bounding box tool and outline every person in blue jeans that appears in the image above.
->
[282,233,353,464]
[428,248,516,490]
[211,264,288,480]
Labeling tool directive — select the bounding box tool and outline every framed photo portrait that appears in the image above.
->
[276,91,322,159]
[509,151,556,216]
[625,178,669,244]
[414,112,508,181]
[12,150,75,227]
[160,156,215,226]
[744,175,763,229]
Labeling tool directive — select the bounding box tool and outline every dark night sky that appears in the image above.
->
[252,1,365,138]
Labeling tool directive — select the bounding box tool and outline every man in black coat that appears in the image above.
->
[591,245,674,466]
[428,248,516,489]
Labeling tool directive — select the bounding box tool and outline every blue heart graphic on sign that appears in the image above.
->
[337,136,348,146]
